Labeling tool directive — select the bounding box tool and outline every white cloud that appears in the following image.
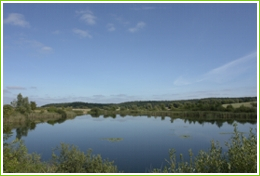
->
[22,39,53,53]
[173,76,192,86]
[73,28,92,38]
[7,86,26,90]
[112,15,130,26]
[52,30,60,34]
[3,89,12,94]
[174,51,257,86]
[201,51,257,83]
[4,13,30,28]
[128,22,146,33]
[41,46,53,53]
[76,10,97,25]
[107,23,115,32]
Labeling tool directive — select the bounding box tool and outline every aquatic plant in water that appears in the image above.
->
[180,134,191,139]
[101,138,124,142]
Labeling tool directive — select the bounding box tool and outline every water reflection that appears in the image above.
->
[5,114,256,140]
[47,116,67,125]
[4,114,257,173]
[90,114,256,127]
[5,121,37,140]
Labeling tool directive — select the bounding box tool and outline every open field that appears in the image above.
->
[222,101,257,108]
[72,108,91,114]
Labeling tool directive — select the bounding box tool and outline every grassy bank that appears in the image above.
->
[88,109,257,121]
[3,108,84,128]
[222,101,257,108]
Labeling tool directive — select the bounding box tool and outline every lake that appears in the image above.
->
[5,115,257,173]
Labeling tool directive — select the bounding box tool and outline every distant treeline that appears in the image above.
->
[42,97,257,113]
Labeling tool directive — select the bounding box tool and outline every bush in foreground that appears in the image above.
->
[51,143,118,173]
[3,139,118,173]
[153,123,257,173]
[3,123,257,173]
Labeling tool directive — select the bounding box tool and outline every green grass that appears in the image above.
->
[222,101,256,108]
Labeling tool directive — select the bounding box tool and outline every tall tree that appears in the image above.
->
[30,101,37,110]
[11,93,31,115]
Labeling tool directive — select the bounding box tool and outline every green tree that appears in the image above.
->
[153,124,257,173]
[30,101,37,111]
[51,143,118,173]
[11,94,31,115]
[3,105,14,118]
[226,104,234,112]
[145,103,153,110]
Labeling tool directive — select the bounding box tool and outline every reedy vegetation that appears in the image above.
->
[3,135,118,173]
[3,94,257,173]
[3,124,257,173]
[153,124,257,173]
[3,94,83,123]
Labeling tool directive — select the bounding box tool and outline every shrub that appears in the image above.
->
[3,105,14,118]
[153,123,257,173]
[3,139,118,173]
[51,143,118,173]
[3,138,48,173]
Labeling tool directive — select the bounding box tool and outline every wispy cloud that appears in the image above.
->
[112,15,130,26]
[76,10,97,25]
[201,51,257,83]
[174,51,257,86]
[107,23,115,32]
[73,28,92,38]
[173,76,192,86]
[23,39,53,53]
[7,86,27,90]
[93,95,106,98]
[128,22,146,33]
[4,13,30,28]
[41,46,53,52]
[3,89,12,94]
[52,30,60,34]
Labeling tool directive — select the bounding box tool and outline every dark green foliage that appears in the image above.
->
[41,97,257,114]
[153,124,257,173]
[55,109,67,119]
[3,105,14,118]
[225,104,234,112]
[3,138,48,173]
[4,140,118,173]
[30,101,37,110]
[47,107,67,118]
[88,107,101,116]
[234,105,256,113]
[52,144,118,173]
[225,124,257,172]
[251,102,257,107]
[11,93,31,115]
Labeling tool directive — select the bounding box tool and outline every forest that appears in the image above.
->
[42,97,257,114]
[3,94,257,173]
[4,95,257,125]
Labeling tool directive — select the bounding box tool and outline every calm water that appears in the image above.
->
[6,115,257,173]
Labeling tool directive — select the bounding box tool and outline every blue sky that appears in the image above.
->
[2,2,258,106]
